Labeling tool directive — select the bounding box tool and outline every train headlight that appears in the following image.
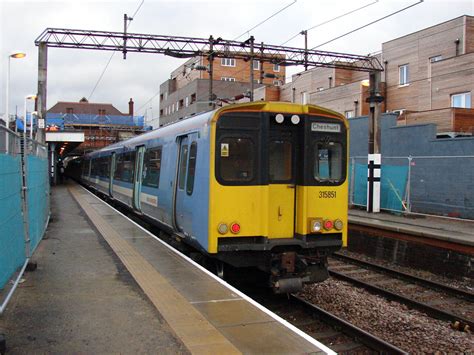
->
[309,218,323,233]
[291,115,300,124]
[323,219,334,231]
[218,223,228,234]
[230,222,241,234]
[334,219,344,231]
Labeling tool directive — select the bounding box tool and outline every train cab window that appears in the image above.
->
[219,138,255,182]
[186,142,197,195]
[269,140,292,182]
[142,147,162,188]
[178,145,189,190]
[313,141,343,182]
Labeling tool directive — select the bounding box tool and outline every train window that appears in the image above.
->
[114,152,135,183]
[313,141,343,182]
[269,140,292,182]
[186,142,197,195]
[142,147,162,188]
[178,144,189,190]
[219,138,254,182]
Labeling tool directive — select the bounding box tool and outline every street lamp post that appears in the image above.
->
[5,51,26,152]
[24,95,36,139]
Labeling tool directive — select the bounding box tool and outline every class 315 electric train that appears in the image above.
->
[74,101,349,294]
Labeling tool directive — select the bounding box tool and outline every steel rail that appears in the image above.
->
[328,269,474,330]
[332,252,474,301]
[289,294,408,354]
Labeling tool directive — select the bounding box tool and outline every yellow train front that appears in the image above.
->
[208,102,348,293]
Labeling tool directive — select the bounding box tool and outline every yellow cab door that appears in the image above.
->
[268,127,297,238]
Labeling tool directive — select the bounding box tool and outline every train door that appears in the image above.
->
[132,145,146,211]
[267,127,297,238]
[174,136,189,231]
[109,152,116,197]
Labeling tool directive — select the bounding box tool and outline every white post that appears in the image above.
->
[5,57,11,152]
[367,153,381,213]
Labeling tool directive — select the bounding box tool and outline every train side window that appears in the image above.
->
[313,141,342,182]
[186,142,197,195]
[218,138,254,182]
[178,144,189,190]
[142,147,162,188]
[122,152,135,183]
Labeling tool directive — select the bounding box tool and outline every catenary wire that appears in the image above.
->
[88,0,145,100]
[312,0,424,49]
[233,0,298,41]
[280,0,379,46]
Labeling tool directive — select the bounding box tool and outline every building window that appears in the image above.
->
[160,93,164,101]
[176,101,180,110]
[221,58,235,67]
[185,96,189,107]
[160,109,163,116]
[252,60,260,70]
[171,103,175,113]
[451,92,471,108]
[179,99,184,109]
[164,92,168,100]
[399,64,409,85]
[221,77,236,82]
[430,55,442,63]
[344,110,354,119]
[191,93,196,104]
[273,63,280,72]
[253,79,260,84]
[273,80,282,86]
[98,109,106,115]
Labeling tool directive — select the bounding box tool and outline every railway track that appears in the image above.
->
[329,252,474,332]
[236,284,406,354]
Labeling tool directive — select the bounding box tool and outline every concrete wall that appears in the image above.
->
[350,113,474,218]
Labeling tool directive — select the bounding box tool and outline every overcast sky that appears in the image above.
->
[1,0,472,124]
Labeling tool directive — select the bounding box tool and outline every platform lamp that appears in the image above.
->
[5,51,26,152]
[24,95,36,139]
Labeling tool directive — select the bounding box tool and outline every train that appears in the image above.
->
[72,101,349,293]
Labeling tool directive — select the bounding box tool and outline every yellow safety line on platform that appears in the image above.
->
[69,185,241,355]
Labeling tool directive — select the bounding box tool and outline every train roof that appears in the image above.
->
[85,101,346,158]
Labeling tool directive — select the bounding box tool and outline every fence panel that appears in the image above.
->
[25,140,50,252]
[0,129,25,289]
[350,156,409,212]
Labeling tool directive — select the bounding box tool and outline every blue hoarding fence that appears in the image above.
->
[0,126,49,313]
[349,155,474,218]
[349,156,410,213]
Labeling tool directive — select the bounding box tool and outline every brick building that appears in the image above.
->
[159,55,286,125]
[279,15,474,135]
[47,97,146,156]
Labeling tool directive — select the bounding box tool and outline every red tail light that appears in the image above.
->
[230,222,241,234]
[323,220,333,230]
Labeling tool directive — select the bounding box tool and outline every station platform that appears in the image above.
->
[348,208,474,251]
[0,183,332,354]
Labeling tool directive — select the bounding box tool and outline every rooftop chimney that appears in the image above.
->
[128,98,134,117]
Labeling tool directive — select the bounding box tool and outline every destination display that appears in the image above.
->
[311,122,341,133]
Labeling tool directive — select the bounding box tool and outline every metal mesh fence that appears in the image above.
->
[0,127,25,289]
[349,155,474,218]
[0,128,50,290]
[25,139,50,252]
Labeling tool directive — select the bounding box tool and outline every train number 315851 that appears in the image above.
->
[319,191,337,198]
